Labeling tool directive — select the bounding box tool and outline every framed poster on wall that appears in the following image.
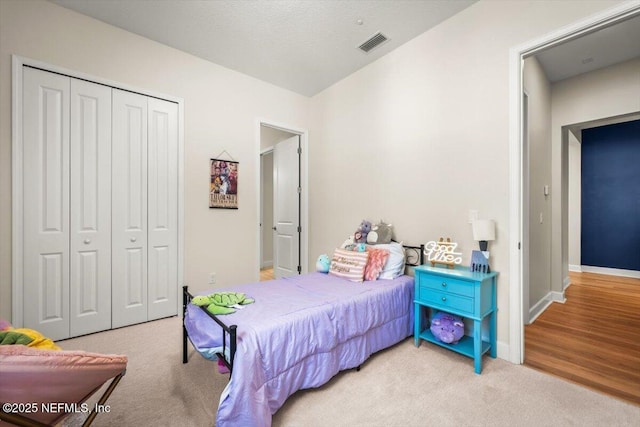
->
[209,158,238,209]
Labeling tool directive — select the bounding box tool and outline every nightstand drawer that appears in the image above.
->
[419,275,474,298]
[420,289,473,314]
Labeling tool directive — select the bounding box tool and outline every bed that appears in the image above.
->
[182,242,424,426]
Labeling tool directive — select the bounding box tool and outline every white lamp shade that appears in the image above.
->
[472,219,495,241]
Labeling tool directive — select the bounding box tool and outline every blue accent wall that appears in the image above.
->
[581,119,640,271]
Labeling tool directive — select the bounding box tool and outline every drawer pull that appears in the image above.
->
[441,282,447,287]
[442,296,447,302]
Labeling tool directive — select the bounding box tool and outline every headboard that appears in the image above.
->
[403,243,425,267]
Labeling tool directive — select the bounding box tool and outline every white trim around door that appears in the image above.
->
[508,1,640,365]
[255,119,309,280]
[11,55,185,328]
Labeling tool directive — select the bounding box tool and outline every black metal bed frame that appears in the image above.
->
[182,243,425,376]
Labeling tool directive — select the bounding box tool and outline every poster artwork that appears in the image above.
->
[209,159,238,209]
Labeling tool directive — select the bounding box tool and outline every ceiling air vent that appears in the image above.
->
[358,32,389,53]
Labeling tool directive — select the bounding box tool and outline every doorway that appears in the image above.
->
[258,121,309,282]
[509,3,640,365]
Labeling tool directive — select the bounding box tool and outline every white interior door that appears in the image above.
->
[147,97,178,320]
[273,135,300,279]
[69,78,112,336]
[112,89,148,328]
[22,68,70,341]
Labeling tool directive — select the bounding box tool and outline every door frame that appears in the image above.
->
[11,55,185,327]
[508,2,640,364]
[256,119,309,280]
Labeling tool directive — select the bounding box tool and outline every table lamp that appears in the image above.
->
[472,219,495,252]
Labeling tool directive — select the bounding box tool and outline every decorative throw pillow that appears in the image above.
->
[363,247,390,281]
[376,242,406,280]
[329,248,369,282]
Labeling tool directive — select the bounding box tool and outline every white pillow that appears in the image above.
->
[376,242,406,280]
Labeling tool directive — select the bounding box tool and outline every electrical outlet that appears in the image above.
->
[209,273,216,285]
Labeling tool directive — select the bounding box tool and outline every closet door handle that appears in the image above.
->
[83,239,91,244]
[130,237,137,242]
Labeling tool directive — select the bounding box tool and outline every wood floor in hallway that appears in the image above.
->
[524,271,640,405]
[260,267,274,281]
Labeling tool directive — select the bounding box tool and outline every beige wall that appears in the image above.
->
[0,0,631,356]
[0,0,311,320]
[308,0,627,352]
[261,152,274,267]
[551,57,640,290]
[523,56,552,314]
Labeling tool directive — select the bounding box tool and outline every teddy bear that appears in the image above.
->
[353,220,372,244]
[367,221,393,245]
[192,292,255,315]
[430,311,465,344]
[316,254,330,273]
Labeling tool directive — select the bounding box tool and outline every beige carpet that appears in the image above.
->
[58,316,640,427]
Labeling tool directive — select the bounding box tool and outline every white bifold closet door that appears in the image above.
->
[146,97,178,322]
[23,68,112,340]
[69,79,112,337]
[21,68,178,340]
[111,90,178,328]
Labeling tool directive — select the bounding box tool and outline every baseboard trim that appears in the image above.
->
[528,290,566,324]
[528,297,553,324]
[569,264,582,273]
[581,265,640,279]
[496,340,509,362]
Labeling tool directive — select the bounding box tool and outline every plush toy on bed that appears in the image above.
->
[316,254,330,273]
[353,220,372,244]
[367,221,394,245]
[192,292,255,315]
[430,311,465,344]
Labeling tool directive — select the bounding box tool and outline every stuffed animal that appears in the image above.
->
[192,292,255,315]
[430,311,464,344]
[341,235,355,250]
[354,220,372,244]
[316,254,330,273]
[367,221,393,245]
[0,327,60,350]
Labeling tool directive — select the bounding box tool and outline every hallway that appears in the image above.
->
[525,272,640,405]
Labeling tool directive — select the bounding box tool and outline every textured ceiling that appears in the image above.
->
[51,0,476,96]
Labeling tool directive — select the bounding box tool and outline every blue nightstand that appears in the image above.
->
[413,265,498,374]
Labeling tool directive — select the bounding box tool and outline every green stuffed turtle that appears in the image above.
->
[191,292,255,315]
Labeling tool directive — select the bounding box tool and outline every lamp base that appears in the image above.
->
[479,241,488,252]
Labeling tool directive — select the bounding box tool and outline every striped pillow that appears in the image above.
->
[329,248,369,282]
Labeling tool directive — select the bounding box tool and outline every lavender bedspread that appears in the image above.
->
[184,272,414,426]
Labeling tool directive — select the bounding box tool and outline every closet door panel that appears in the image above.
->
[69,79,112,336]
[147,98,178,320]
[22,68,70,341]
[112,89,148,328]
